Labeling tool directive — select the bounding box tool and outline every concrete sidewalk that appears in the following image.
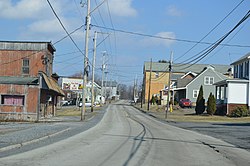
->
[0,108,105,155]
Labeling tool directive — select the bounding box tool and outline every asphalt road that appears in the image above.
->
[170,121,250,152]
[0,101,249,166]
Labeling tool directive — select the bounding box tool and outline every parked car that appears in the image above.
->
[60,100,69,106]
[78,101,95,107]
[179,98,192,108]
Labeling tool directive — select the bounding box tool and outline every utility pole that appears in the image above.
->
[101,51,106,105]
[104,69,108,101]
[134,75,138,104]
[147,58,152,111]
[91,31,97,112]
[81,0,90,121]
[165,51,173,119]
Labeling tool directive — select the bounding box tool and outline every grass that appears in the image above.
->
[135,104,250,123]
[56,106,101,116]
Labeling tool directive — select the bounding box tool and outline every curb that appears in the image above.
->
[0,127,71,153]
[132,105,176,123]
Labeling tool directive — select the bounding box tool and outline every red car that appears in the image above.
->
[179,98,192,108]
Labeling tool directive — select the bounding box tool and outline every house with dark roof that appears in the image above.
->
[143,61,231,105]
[0,41,64,121]
[214,52,250,115]
[174,66,229,104]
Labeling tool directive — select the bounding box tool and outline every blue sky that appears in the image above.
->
[1,0,249,85]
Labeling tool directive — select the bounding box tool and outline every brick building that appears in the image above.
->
[0,41,64,121]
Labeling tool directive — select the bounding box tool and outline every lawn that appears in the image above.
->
[56,106,100,116]
[134,104,250,123]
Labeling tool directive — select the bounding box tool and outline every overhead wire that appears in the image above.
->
[179,10,250,70]
[201,19,249,63]
[46,0,92,66]
[91,24,250,48]
[174,0,245,62]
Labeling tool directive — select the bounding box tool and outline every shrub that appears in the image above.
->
[151,95,156,105]
[207,93,216,115]
[230,106,249,117]
[195,85,205,114]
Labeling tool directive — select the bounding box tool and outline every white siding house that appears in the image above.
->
[214,52,250,115]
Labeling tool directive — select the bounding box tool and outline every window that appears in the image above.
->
[234,65,238,78]
[1,95,24,106]
[239,63,243,78]
[22,59,29,74]
[245,61,249,78]
[193,90,199,98]
[204,76,214,85]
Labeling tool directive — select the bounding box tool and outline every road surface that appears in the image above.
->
[1,101,250,166]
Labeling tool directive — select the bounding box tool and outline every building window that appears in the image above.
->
[239,63,243,78]
[245,61,249,78]
[204,76,214,85]
[193,90,199,98]
[234,65,238,78]
[22,59,29,74]
[1,95,24,106]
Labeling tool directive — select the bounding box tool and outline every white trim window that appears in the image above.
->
[204,76,214,85]
[22,58,29,75]
[193,90,199,98]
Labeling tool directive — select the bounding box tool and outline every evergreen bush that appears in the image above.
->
[230,106,249,117]
[195,85,205,115]
[207,93,216,115]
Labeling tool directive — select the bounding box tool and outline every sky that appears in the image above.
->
[1,0,250,85]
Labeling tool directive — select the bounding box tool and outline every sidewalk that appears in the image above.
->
[0,108,104,154]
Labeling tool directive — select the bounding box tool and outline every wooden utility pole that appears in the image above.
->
[147,58,152,111]
[91,31,97,112]
[81,0,90,121]
[165,51,173,119]
[101,51,106,105]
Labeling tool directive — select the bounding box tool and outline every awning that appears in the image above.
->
[41,73,65,96]
[0,76,38,85]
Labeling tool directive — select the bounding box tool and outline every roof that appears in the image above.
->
[214,78,249,86]
[41,73,64,96]
[0,76,38,85]
[177,66,229,88]
[231,52,250,65]
[144,62,231,74]
[171,74,183,80]
[0,41,56,53]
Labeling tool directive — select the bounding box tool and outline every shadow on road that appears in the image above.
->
[212,123,250,126]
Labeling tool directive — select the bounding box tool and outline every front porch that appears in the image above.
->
[214,79,249,115]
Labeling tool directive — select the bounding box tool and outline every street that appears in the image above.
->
[1,101,250,166]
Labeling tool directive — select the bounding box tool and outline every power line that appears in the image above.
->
[179,10,250,70]
[174,0,245,62]
[46,0,89,63]
[53,25,84,45]
[91,24,250,48]
[201,19,249,63]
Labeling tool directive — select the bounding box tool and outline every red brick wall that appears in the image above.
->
[0,84,39,121]
[0,50,53,77]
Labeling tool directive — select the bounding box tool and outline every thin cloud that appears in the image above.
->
[106,0,137,17]
[0,0,49,19]
[141,32,176,47]
[166,5,183,17]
